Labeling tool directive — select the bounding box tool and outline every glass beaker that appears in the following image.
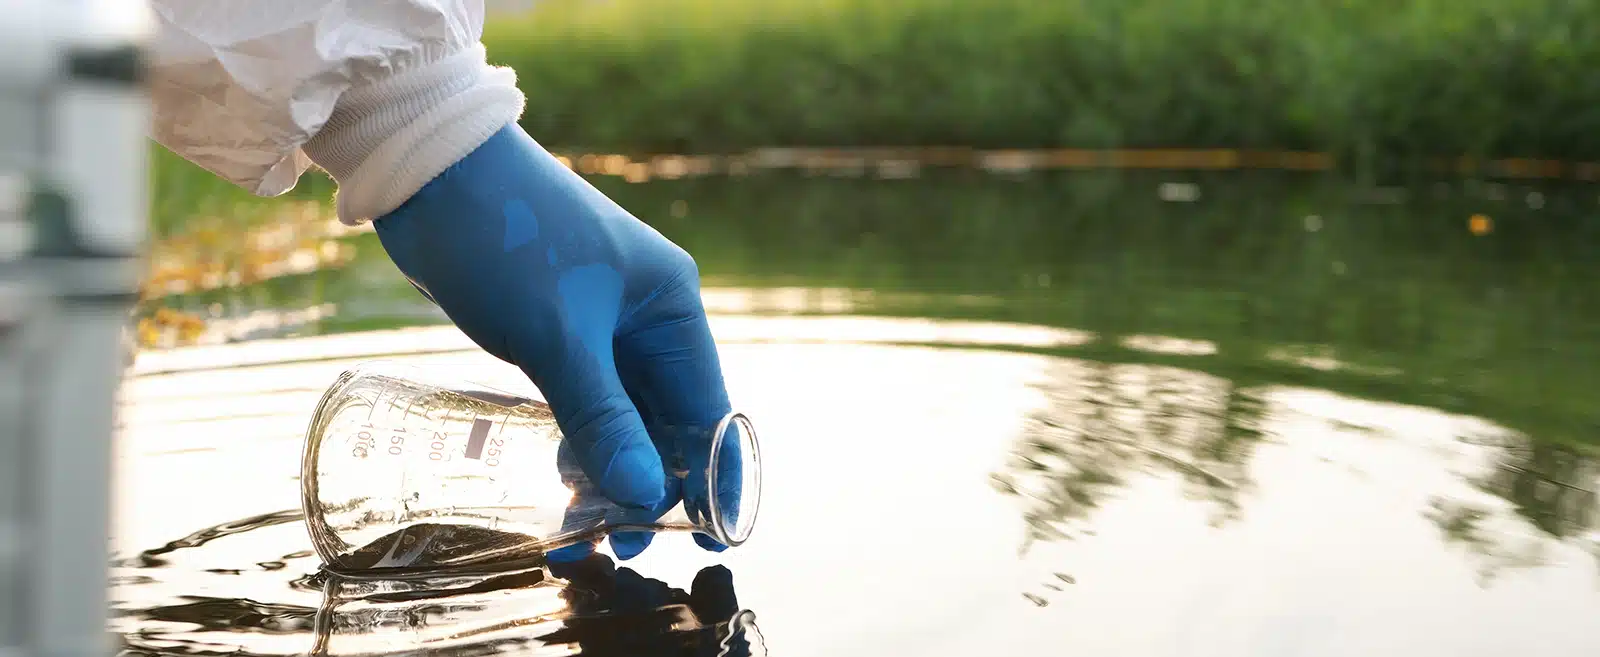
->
[299,360,761,573]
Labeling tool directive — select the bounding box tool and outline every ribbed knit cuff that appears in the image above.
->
[302,43,527,225]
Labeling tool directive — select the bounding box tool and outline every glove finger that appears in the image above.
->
[616,275,731,429]
[609,531,654,560]
[517,319,667,511]
[616,282,742,553]
[605,469,682,560]
[693,533,729,553]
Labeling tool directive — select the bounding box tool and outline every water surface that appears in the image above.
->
[119,170,1600,655]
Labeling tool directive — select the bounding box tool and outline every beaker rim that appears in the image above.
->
[706,410,762,548]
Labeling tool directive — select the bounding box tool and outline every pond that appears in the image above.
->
[116,169,1600,656]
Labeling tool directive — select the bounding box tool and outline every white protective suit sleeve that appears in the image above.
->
[147,0,527,225]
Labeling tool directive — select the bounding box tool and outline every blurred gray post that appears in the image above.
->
[1,1,151,657]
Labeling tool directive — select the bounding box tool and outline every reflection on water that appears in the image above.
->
[1473,440,1598,541]
[113,512,762,657]
[992,361,1268,548]
[994,357,1600,607]
[1425,437,1600,586]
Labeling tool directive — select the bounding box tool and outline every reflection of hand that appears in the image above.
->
[543,554,753,657]
[372,122,736,560]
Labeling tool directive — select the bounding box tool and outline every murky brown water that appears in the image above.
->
[110,317,1600,656]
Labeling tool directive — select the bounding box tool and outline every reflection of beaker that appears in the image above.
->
[300,361,761,573]
[308,557,762,657]
[308,565,562,657]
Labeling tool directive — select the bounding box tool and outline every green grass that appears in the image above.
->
[485,0,1600,163]
[148,146,336,238]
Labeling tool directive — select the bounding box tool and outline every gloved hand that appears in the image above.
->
[371,122,735,561]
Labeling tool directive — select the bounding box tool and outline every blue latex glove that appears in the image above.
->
[371,122,735,561]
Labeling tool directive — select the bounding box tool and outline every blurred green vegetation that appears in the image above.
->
[485,0,1600,162]
[148,147,338,238]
